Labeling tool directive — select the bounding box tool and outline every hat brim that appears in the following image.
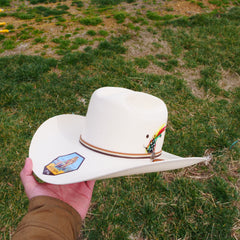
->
[29,114,208,184]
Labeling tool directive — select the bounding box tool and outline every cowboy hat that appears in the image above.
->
[29,87,208,184]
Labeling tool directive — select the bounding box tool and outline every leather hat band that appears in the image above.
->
[79,136,162,159]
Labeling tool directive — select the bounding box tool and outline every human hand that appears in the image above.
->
[20,158,95,219]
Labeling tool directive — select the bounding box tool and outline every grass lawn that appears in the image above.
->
[0,0,239,239]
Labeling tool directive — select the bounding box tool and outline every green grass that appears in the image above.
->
[2,39,16,49]
[113,11,127,23]
[29,0,64,4]
[12,12,35,20]
[84,175,238,239]
[146,11,176,21]
[79,16,103,26]
[34,36,46,43]
[5,24,14,30]
[0,0,10,6]
[0,34,5,41]
[91,0,135,6]
[0,2,240,240]
[71,0,84,8]
[10,5,69,19]
[98,29,109,36]
[87,29,97,36]
[196,67,222,94]
[134,57,150,68]
[72,37,88,45]
[209,0,232,6]
[29,5,69,17]
[160,8,240,97]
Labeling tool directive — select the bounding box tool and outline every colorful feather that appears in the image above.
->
[146,124,166,153]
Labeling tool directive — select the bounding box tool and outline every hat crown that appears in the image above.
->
[82,87,168,155]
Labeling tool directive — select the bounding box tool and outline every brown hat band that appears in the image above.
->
[79,136,162,159]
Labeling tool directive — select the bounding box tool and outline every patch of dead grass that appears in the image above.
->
[124,30,171,59]
[180,67,206,98]
[163,0,218,16]
[219,69,240,91]
[135,62,168,75]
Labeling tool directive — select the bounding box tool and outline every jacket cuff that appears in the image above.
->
[13,196,82,240]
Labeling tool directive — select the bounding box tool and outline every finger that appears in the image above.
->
[20,158,38,195]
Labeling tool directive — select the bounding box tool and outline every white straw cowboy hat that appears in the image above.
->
[29,87,208,184]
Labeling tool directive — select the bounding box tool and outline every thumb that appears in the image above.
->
[20,158,38,198]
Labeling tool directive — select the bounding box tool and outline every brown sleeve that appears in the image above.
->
[12,196,82,240]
